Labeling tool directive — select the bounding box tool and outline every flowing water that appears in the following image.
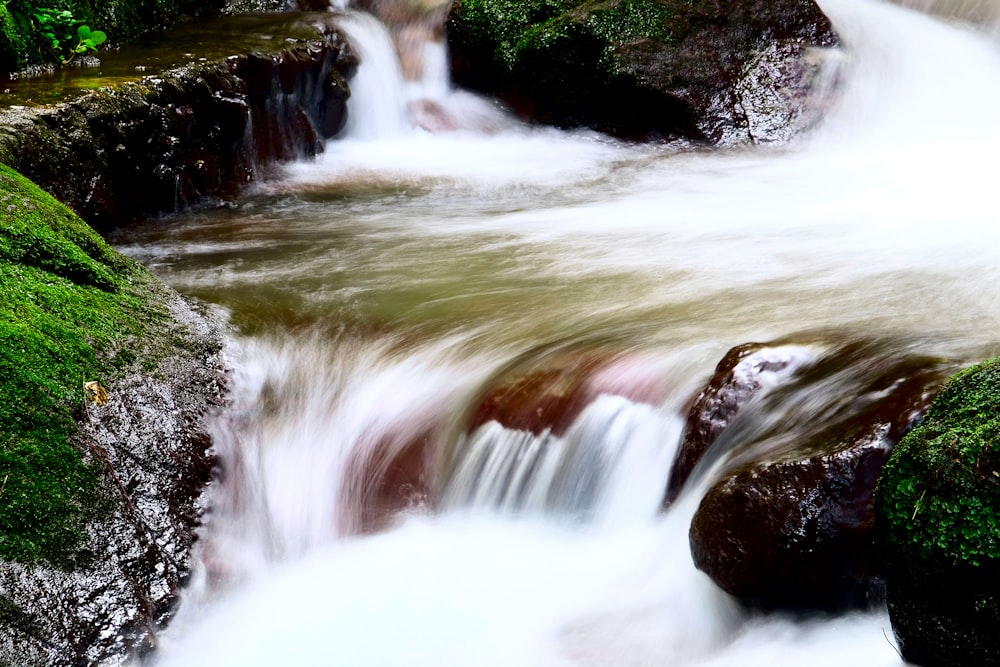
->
[111,0,1000,663]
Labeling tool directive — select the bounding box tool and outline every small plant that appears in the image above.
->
[32,7,106,65]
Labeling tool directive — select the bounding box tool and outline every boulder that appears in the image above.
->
[874,356,1000,666]
[687,339,949,609]
[0,13,356,231]
[0,164,226,664]
[447,0,839,143]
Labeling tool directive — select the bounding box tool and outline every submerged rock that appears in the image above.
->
[874,357,1000,666]
[466,347,669,437]
[447,0,839,143]
[0,165,226,664]
[341,427,439,535]
[684,338,950,610]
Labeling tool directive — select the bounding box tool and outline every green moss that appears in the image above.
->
[455,0,673,72]
[584,0,675,47]
[0,162,165,566]
[876,356,1000,568]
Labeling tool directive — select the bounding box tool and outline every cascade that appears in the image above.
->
[120,0,1000,663]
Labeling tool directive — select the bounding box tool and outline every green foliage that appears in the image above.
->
[32,7,106,64]
[454,0,674,71]
[2,0,226,75]
[876,356,1000,569]
[0,163,160,565]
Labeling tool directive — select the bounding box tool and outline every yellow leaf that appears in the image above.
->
[84,380,109,405]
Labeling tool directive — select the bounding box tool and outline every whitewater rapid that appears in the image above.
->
[124,0,1000,664]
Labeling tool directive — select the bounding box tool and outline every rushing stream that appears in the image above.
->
[110,0,1000,663]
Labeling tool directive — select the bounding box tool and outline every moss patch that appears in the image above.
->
[876,357,1000,568]
[875,356,1000,664]
[0,162,167,566]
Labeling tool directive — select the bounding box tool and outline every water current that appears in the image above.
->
[112,0,1000,663]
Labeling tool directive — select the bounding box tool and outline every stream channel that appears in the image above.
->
[77,0,1000,662]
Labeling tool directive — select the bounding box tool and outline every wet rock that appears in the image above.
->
[468,347,669,438]
[447,0,840,143]
[0,128,226,667]
[874,356,1000,666]
[0,13,357,231]
[664,341,816,505]
[0,271,227,665]
[342,429,437,535]
[686,339,951,610]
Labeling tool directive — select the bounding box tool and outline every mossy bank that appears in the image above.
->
[0,163,226,664]
[875,356,1000,665]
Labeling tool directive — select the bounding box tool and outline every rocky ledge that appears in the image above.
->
[447,0,840,143]
[0,12,357,231]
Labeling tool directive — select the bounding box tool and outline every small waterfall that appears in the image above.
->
[336,12,413,138]
[441,396,682,525]
[334,0,515,137]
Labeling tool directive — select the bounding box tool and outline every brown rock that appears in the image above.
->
[687,341,951,610]
[664,342,816,506]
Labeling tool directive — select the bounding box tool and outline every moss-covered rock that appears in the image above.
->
[0,163,226,664]
[875,357,1000,665]
[448,0,839,142]
[0,162,145,565]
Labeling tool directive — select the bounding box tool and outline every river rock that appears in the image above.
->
[0,13,356,231]
[0,165,226,664]
[341,428,438,535]
[874,356,1000,666]
[467,347,669,437]
[663,341,816,505]
[447,0,840,143]
[687,340,949,609]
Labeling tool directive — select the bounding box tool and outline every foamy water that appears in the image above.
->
[122,0,1000,664]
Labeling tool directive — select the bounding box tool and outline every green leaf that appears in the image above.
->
[89,30,106,46]
[77,25,91,40]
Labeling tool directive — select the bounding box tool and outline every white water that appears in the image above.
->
[128,0,1000,664]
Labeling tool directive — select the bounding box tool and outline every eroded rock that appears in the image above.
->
[0,13,357,231]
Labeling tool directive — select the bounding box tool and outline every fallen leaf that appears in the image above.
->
[84,380,109,405]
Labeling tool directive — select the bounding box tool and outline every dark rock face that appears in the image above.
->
[875,357,1000,666]
[447,0,839,143]
[0,288,226,666]
[0,13,356,231]
[685,338,950,610]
